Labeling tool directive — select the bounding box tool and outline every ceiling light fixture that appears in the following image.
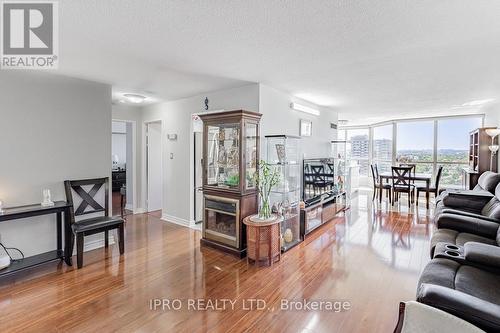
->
[461,99,495,107]
[123,93,147,104]
[290,102,320,116]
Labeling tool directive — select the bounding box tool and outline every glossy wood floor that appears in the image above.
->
[0,191,434,333]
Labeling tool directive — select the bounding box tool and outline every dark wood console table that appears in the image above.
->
[0,201,72,277]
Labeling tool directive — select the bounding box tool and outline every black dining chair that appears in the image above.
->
[311,165,332,195]
[370,164,392,204]
[64,177,125,269]
[391,166,414,208]
[416,166,443,207]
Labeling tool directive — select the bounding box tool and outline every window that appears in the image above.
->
[397,121,434,163]
[347,128,369,176]
[372,124,393,174]
[339,115,484,189]
[437,117,483,187]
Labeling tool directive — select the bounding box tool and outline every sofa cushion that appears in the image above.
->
[430,229,496,257]
[477,171,500,193]
[481,197,500,220]
[418,258,459,289]
[442,191,493,213]
[455,265,500,304]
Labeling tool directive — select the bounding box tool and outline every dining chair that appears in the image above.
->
[416,166,443,207]
[311,165,331,195]
[391,166,414,208]
[370,164,392,204]
[64,177,125,269]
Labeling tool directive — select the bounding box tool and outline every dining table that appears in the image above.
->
[378,172,433,209]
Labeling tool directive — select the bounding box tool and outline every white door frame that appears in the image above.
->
[144,119,163,213]
[112,118,138,213]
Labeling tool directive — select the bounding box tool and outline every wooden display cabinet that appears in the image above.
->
[199,110,262,257]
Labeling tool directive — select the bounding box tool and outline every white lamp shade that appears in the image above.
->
[485,128,500,138]
[489,145,499,153]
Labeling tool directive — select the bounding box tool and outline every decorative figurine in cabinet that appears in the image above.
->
[265,135,302,252]
[199,110,262,257]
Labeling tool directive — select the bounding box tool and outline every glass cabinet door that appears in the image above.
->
[206,123,240,189]
[244,122,258,190]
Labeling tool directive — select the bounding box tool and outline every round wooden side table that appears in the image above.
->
[243,215,283,266]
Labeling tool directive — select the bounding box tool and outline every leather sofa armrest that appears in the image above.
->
[439,209,500,223]
[435,214,499,238]
[442,192,493,213]
[417,284,500,332]
[464,242,500,269]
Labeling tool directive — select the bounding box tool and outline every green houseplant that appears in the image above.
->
[253,160,280,220]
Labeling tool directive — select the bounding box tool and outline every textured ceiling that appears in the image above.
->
[59,1,500,123]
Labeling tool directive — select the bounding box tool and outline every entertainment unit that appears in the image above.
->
[301,158,347,237]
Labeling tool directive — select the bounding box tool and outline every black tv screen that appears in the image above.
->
[303,158,336,204]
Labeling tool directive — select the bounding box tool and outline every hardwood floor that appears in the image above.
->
[0,191,433,333]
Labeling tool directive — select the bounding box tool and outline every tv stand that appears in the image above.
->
[300,192,347,237]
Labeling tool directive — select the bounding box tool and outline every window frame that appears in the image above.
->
[339,114,484,187]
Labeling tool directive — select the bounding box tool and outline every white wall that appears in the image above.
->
[138,83,338,227]
[259,84,338,158]
[0,71,111,256]
[141,84,260,225]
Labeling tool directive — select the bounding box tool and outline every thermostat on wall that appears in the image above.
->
[167,134,178,141]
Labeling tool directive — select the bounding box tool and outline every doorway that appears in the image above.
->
[146,121,163,214]
[111,120,136,217]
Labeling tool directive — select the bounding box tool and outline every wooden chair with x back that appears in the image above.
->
[391,166,414,208]
[64,177,125,269]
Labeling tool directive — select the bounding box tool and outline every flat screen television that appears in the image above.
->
[302,158,336,205]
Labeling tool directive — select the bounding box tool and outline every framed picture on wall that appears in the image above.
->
[300,119,312,137]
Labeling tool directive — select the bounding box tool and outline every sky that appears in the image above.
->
[346,116,482,150]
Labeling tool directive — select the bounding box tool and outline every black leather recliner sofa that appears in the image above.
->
[417,242,500,332]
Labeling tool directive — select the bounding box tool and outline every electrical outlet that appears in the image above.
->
[170,153,174,159]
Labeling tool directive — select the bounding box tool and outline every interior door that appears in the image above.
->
[147,122,162,212]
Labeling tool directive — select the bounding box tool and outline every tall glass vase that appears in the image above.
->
[258,193,272,220]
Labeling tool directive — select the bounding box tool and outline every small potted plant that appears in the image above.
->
[251,160,281,222]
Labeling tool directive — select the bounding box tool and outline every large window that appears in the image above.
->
[372,124,393,173]
[339,115,484,188]
[346,129,369,176]
[396,121,434,174]
[437,117,483,187]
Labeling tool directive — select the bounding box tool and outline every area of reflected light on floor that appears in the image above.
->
[0,189,433,333]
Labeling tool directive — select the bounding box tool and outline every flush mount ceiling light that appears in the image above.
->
[290,102,320,116]
[123,93,147,104]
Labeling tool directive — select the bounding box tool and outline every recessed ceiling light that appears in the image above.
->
[461,99,495,107]
[123,93,147,104]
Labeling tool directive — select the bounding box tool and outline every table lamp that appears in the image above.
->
[486,128,500,171]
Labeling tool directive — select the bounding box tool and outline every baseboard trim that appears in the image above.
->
[134,207,146,214]
[161,214,201,230]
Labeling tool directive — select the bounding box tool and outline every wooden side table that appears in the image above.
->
[243,215,283,266]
